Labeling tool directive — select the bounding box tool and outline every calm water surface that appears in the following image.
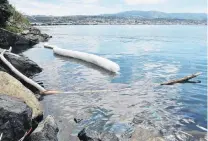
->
[23,25,207,140]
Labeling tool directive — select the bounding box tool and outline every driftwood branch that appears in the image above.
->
[161,72,202,85]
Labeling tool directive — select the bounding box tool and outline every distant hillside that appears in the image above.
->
[26,10,207,25]
[102,11,207,20]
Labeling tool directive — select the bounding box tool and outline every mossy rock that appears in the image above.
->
[0,71,43,119]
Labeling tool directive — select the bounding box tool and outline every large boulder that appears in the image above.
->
[1,50,42,76]
[0,71,43,119]
[0,95,32,141]
[30,115,59,141]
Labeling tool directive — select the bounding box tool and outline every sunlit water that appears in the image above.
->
[23,25,207,140]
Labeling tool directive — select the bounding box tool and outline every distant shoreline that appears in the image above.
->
[27,10,207,26]
[32,23,207,26]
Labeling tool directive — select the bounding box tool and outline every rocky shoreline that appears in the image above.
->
[0,47,59,141]
[0,25,58,141]
[0,72,59,141]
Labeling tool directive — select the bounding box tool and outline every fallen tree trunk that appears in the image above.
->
[161,72,202,85]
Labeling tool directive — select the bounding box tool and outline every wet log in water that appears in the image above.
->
[161,72,202,85]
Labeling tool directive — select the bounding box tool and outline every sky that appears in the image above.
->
[9,0,207,16]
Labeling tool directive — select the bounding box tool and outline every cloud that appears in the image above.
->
[83,0,99,3]
[124,0,164,5]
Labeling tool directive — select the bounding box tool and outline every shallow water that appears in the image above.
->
[23,25,207,140]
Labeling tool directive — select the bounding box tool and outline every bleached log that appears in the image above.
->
[161,72,202,85]
[44,44,120,73]
[0,49,46,92]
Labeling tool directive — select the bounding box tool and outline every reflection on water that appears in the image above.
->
[23,25,207,140]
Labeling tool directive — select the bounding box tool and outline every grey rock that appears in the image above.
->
[30,115,59,141]
[22,27,51,43]
[0,95,32,141]
[3,51,42,76]
[0,27,51,47]
[0,28,37,46]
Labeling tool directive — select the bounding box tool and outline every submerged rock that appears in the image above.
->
[173,130,208,141]
[74,107,133,141]
[30,115,59,141]
[0,95,32,141]
[131,126,164,141]
[0,71,43,119]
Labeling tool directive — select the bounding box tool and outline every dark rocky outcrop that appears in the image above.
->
[0,27,51,47]
[0,50,42,76]
[0,28,36,46]
[0,95,32,141]
[30,115,59,141]
[0,0,51,47]
[21,27,52,43]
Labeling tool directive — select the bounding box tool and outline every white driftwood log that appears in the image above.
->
[161,72,202,85]
[0,49,46,92]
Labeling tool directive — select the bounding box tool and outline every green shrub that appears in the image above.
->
[0,0,30,32]
[5,24,23,33]
[0,0,12,27]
